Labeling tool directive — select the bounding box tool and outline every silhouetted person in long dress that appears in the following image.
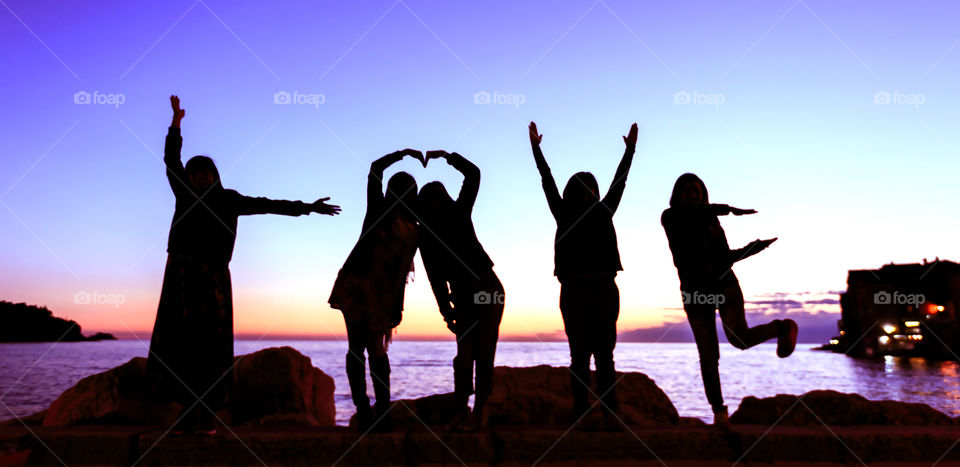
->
[147,95,340,435]
[418,150,504,431]
[329,149,422,433]
[661,173,797,427]
[528,121,638,428]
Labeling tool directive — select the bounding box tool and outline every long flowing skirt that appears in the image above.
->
[146,253,234,412]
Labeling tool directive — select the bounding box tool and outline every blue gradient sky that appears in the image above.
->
[1,0,959,339]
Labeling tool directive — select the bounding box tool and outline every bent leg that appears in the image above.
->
[717,281,781,350]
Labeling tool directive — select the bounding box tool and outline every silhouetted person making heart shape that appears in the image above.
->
[329,148,422,433]
[418,150,503,432]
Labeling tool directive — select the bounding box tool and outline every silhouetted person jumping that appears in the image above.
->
[147,95,340,435]
[661,173,797,428]
[329,149,422,433]
[528,121,638,428]
[418,150,504,432]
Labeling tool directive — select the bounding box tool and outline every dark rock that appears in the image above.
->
[230,346,336,426]
[678,416,708,426]
[730,390,955,426]
[41,347,335,427]
[375,365,679,428]
[42,357,173,427]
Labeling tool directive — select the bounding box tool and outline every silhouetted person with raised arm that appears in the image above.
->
[329,149,422,433]
[418,150,504,432]
[661,173,797,428]
[528,121,638,429]
[148,95,340,435]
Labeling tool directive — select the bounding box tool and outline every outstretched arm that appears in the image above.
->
[710,204,755,216]
[368,149,424,207]
[729,237,777,263]
[601,123,638,213]
[235,195,341,216]
[529,122,562,219]
[164,95,190,198]
[426,150,480,213]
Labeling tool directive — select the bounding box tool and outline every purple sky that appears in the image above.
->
[2,0,959,340]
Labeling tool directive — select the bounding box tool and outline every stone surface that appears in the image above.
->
[41,356,172,427]
[730,390,956,426]
[231,346,336,427]
[379,365,679,428]
[8,424,960,466]
[41,346,335,428]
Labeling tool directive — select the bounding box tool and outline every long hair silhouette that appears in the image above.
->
[669,172,708,207]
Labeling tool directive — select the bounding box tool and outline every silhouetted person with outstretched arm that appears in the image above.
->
[147,95,340,435]
[329,149,422,433]
[528,121,638,429]
[661,173,797,428]
[418,150,504,432]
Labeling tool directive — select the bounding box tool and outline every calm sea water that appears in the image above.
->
[1,340,958,426]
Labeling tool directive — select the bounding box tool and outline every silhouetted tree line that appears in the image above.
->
[0,301,115,342]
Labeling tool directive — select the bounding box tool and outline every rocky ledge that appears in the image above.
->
[40,346,335,428]
[2,347,959,465]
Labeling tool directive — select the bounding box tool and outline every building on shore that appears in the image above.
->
[828,259,960,359]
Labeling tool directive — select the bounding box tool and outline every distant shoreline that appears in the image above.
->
[0,301,116,343]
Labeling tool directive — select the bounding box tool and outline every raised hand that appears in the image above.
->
[529,121,543,146]
[730,207,757,216]
[425,150,447,167]
[170,95,185,127]
[400,148,425,166]
[310,197,341,216]
[623,123,638,146]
